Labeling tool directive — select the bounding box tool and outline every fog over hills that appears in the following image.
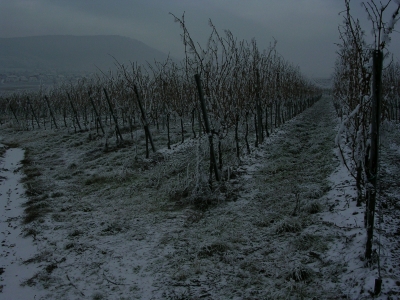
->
[0,35,173,73]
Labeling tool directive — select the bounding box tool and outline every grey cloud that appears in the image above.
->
[1,0,399,78]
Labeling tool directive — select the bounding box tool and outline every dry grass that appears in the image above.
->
[274,217,303,233]
[23,201,50,224]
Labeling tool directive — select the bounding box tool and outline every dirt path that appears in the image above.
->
[376,122,400,298]
[156,95,399,299]
[156,95,346,299]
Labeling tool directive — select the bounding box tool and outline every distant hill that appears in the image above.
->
[0,35,173,73]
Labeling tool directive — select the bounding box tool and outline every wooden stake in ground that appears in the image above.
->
[194,74,220,183]
[44,96,58,129]
[256,71,264,144]
[67,93,82,131]
[88,91,105,135]
[103,88,124,143]
[365,49,383,260]
[133,85,156,154]
[27,97,40,129]
[7,101,20,125]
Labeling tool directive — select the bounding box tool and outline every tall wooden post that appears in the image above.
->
[194,74,220,183]
[365,50,383,260]
[88,91,105,135]
[103,89,123,142]
[256,70,264,144]
[8,101,20,125]
[27,97,40,129]
[67,93,82,131]
[133,85,156,152]
[44,96,58,129]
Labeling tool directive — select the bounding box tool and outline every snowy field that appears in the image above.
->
[1,95,400,299]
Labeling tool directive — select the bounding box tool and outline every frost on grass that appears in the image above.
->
[301,199,323,214]
[2,96,400,298]
[292,233,330,252]
[286,263,314,282]
[274,216,303,233]
[197,242,231,258]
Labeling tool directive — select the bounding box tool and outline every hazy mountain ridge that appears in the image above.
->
[0,35,172,73]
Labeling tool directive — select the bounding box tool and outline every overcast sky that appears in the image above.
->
[1,0,400,78]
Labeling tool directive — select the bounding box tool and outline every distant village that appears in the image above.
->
[0,71,94,83]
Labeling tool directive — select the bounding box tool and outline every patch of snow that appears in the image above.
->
[0,147,46,299]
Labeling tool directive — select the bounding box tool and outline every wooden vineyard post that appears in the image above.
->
[245,112,251,154]
[265,105,269,138]
[27,97,41,129]
[88,91,105,135]
[256,71,264,144]
[67,93,82,131]
[167,113,171,149]
[133,85,156,153]
[194,74,220,183]
[235,113,240,158]
[44,96,58,129]
[365,50,383,260]
[103,89,124,143]
[8,101,20,125]
[191,108,197,138]
[254,114,259,147]
[276,72,281,128]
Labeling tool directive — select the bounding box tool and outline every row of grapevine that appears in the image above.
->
[333,0,400,201]
[0,17,321,183]
[333,0,400,267]
[382,61,400,122]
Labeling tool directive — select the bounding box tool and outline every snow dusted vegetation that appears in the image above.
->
[1,94,399,299]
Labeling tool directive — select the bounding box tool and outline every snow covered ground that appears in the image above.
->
[0,146,47,299]
[0,95,399,299]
